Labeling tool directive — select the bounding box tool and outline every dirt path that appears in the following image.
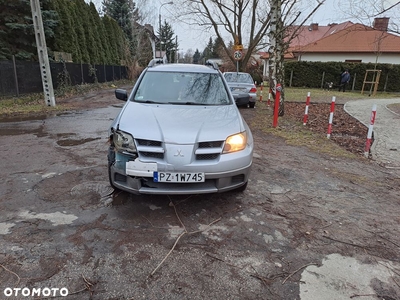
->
[0,90,399,299]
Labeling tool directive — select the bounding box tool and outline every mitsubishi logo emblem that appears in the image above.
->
[174,149,184,157]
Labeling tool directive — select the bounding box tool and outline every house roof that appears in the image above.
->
[259,19,400,59]
[294,23,400,54]
[286,21,354,50]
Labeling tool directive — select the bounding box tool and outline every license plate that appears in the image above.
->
[153,172,205,183]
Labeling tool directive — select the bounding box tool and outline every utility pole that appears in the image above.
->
[30,0,56,106]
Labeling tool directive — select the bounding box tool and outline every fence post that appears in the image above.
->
[289,70,293,87]
[321,71,325,89]
[81,62,84,84]
[352,73,356,91]
[383,72,389,92]
[12,55,19,97]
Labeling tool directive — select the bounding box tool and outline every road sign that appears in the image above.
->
[234,50,242,61]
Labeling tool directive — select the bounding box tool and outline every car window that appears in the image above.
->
[224,73,253,84]
[134,71,230,105]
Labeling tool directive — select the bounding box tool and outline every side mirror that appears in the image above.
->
[115,89,128,101]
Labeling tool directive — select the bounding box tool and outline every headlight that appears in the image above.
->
[223,131,247,153]
[113,130,136,153]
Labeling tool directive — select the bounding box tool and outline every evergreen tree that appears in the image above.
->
[0,0,57,60]
[212,36,223,58]
[102,0,134,39]
[76,0,99,64]
[103,15,119,64]
[202,37,213,62]
[70,1,90,63]
[192,49,201,64]
[91,4,112,64]
[88,2,106,64]
[157,20,177,63]
[50,0,80,62]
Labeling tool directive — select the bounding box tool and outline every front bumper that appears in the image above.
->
[109,148,253,195]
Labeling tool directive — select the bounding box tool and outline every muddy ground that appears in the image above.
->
[0,89,399,300]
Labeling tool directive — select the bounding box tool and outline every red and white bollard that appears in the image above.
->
[364,104,377,158]
[303,92,311,125]
[272,84,281,128]
[267,88,272,106]
[327,96,336,138]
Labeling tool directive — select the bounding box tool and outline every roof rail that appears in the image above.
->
[205,60,219,70]
[148,58,164,67]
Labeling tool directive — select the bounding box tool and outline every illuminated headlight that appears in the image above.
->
[223,131,247,153]
[113,130,136,153]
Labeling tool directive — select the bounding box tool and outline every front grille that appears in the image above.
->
[140,151,164,159]
[196,153,219,160]
[136,139,164,159]
[195,140,223,161]
[199,141,224,148]
[136,139,162,147]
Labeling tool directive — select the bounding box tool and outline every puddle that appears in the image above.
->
[0,114,49,123]
[0,125,48,137]
[57,137,101,146]
[57,133,76,138]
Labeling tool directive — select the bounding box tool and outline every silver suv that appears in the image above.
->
[108,60,253,195]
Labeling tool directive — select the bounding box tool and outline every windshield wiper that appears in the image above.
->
[168,101,206,105]
[136,100,166,104]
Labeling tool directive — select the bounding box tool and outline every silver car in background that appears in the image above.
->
[223,72,257,108]
[107,61,254,195]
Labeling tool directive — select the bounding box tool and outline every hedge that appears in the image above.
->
[284,61,400,92]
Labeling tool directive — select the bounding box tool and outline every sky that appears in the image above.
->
[87,0,400,54]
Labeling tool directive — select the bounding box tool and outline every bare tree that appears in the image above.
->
[172,0,324,72]
[268,0,324,115]
[337,0,400,34]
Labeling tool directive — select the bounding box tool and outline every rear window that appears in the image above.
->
[134,71,231,105]
[224,73,253,84]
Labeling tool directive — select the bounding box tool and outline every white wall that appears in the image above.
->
[298,53,400,64]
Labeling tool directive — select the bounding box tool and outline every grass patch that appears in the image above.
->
[256,87,400,103]
[0,79,131,116]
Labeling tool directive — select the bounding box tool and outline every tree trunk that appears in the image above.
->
[268,0,285,116]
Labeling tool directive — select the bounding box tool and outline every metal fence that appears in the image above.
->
[0,59,128,97]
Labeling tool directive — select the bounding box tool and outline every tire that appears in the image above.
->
[107,146,117,189]
[249,102,255,108]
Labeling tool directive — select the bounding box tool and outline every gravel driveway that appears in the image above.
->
[0,90,399,299]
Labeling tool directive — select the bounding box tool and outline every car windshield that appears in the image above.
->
[134,71,231,105]
[224,73,253,84]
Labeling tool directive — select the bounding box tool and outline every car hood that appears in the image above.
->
[116,102,245,144]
